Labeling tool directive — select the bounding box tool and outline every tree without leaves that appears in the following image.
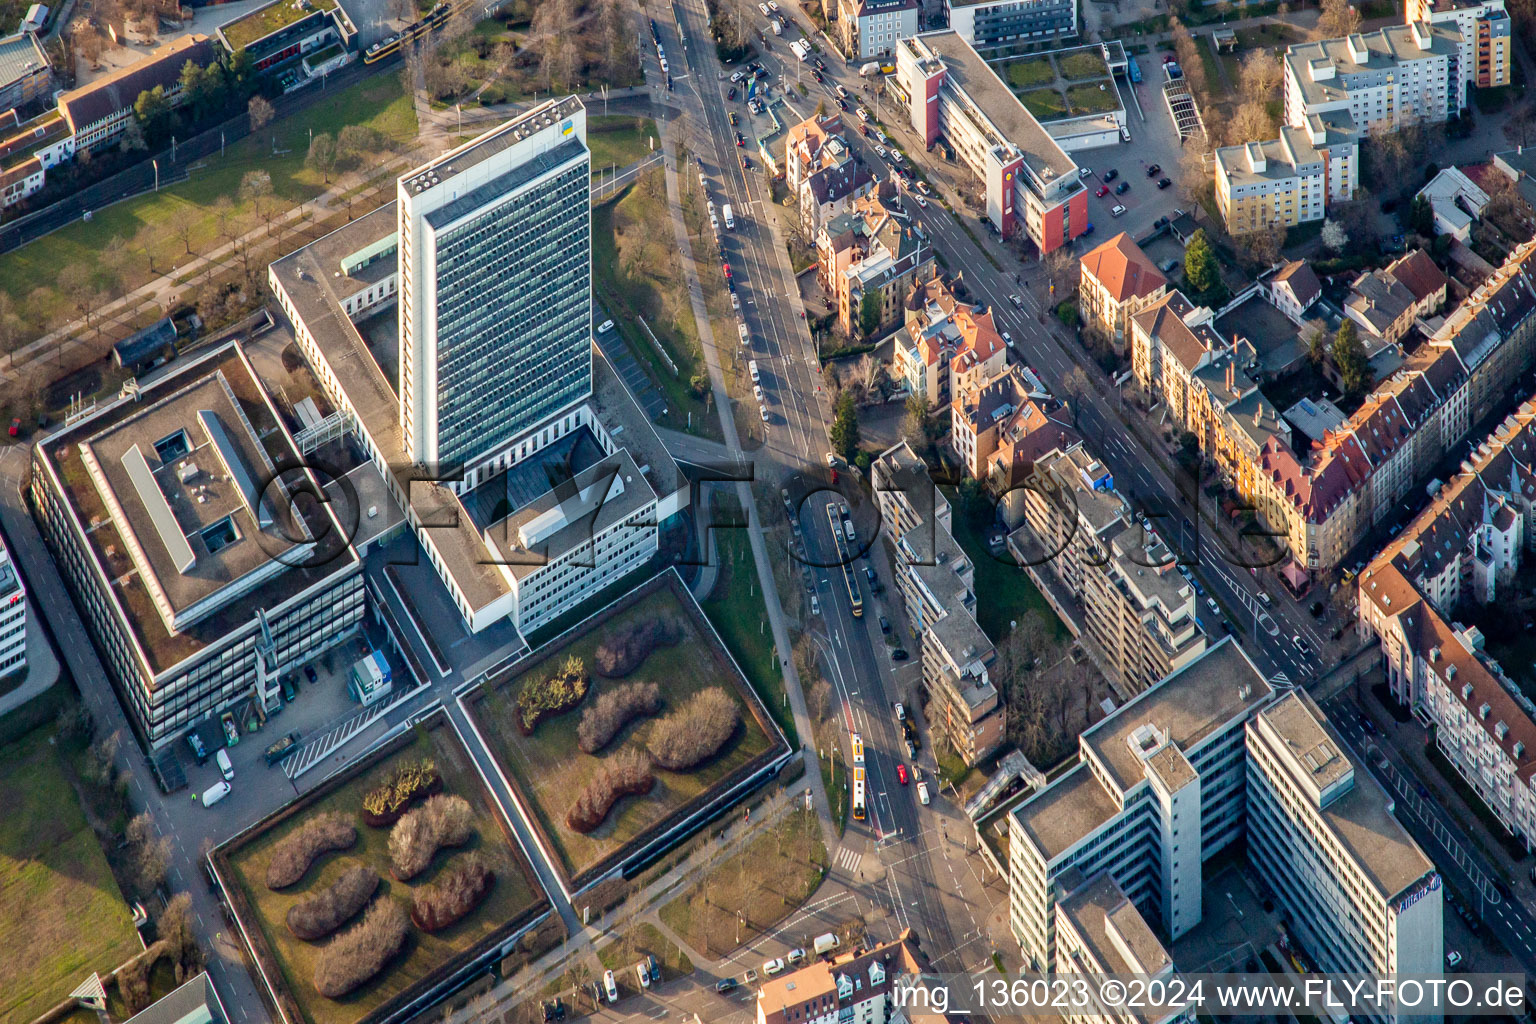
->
[1316,0,1361,39]
[1239,49,1282,97]
[1226,99,1275,146]
[248,95,275,131]
[1232,223,1285,272]
[306,132,338,183]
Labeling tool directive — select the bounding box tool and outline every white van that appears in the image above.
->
[603,970,618,1003]
[917,780,930,805]
[738,323,750,346]
[202,780,231,807]
[813,932,839,956]
[749,360,760,383]
[216,748,234,781]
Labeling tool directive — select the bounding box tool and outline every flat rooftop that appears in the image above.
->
[402,96,585,195]
[914,31,1078,188]
[1012,761,1121,861]
[1085,638,1273,794]
[269,178,683,618]
[1285,25,1459,108]
[219,0,341,51]
[39,344,356,675]
[1258,691,1436,900]
[1058,873,1173,976]
[0,31,45,90]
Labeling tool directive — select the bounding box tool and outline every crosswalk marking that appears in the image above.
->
[835,846,862,873]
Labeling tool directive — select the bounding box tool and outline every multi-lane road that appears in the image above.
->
[652,0,997,980]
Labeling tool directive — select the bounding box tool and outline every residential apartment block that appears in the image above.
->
[817,193,936,338]
[1078,232,1168,346]
[951,363,1075,481]
[784,112,875,235]
[757,937,925,1024]
[1133,241,1536,577]
[1010,444,1207,697]
[270,100,686,638]
[873,443,1006,765]
[894,31,1087,254]
[892,275,1008,410]
[1344,249,1449,349]
[944,0,1078,48]
[1406,0,1510,89]
[1214,118,1358,234]
[1283,24,1460,136]
[1007,640,1443,1008]
[837,0,918,60]
[1358,396,1536,848]
[29,342,366,749]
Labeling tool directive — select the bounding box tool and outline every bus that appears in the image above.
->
[852,766,866,821]
[826,503,864,617]
[851,732,864,766]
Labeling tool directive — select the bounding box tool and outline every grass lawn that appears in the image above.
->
[703,525,797,746]
[1018,88,1068,120]
[1004,57,1054,90]
[1058,51,1108,80]
[0,726,140,1024]
[596,922,694,977]
[1065,83,1120,115]
[944,500,1063,644]
[0,76,416,323]
[657,808,826,958]
[468,578,781,889]
[592,172,717,438]
[221,720,545,1024]
[586,116,660,175]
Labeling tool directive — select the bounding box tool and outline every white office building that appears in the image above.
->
[1007,640,1443,1005]
[0,527,26,677]
[270,99,686,639]
[1246,691,1444,1009]
[397,101,594,482]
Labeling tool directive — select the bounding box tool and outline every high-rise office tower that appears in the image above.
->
[397,98,592,474]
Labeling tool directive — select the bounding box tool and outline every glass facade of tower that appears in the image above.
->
[430,152,592,468]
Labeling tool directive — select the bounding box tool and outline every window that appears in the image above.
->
[154,429,192,463]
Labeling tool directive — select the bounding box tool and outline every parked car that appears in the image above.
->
[1446,951,1463,970]
[1146,163,1161,177]
[892,648,908,661]
[1103,168,1118,182]
[7,418,18,437]
[879,615,891,634]
[638,965,651,989]
[1114,181,1130,194]
[717,977,739,993]
[201,780,232,807]
[894,701,905,720]
[1095,185,1109,198]
[787,947,806,966]
[764,957,786,976]
[1110,204,1127,217]
[603,971,619,1003]
[917,780,930,805]
[304,664,318,683]
[216,748,234,781]
[1156,177,1172,189]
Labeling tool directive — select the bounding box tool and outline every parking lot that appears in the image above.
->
[1072,65,1195,245]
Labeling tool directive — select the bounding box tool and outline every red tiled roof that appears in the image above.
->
[1081,232,1166,303]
